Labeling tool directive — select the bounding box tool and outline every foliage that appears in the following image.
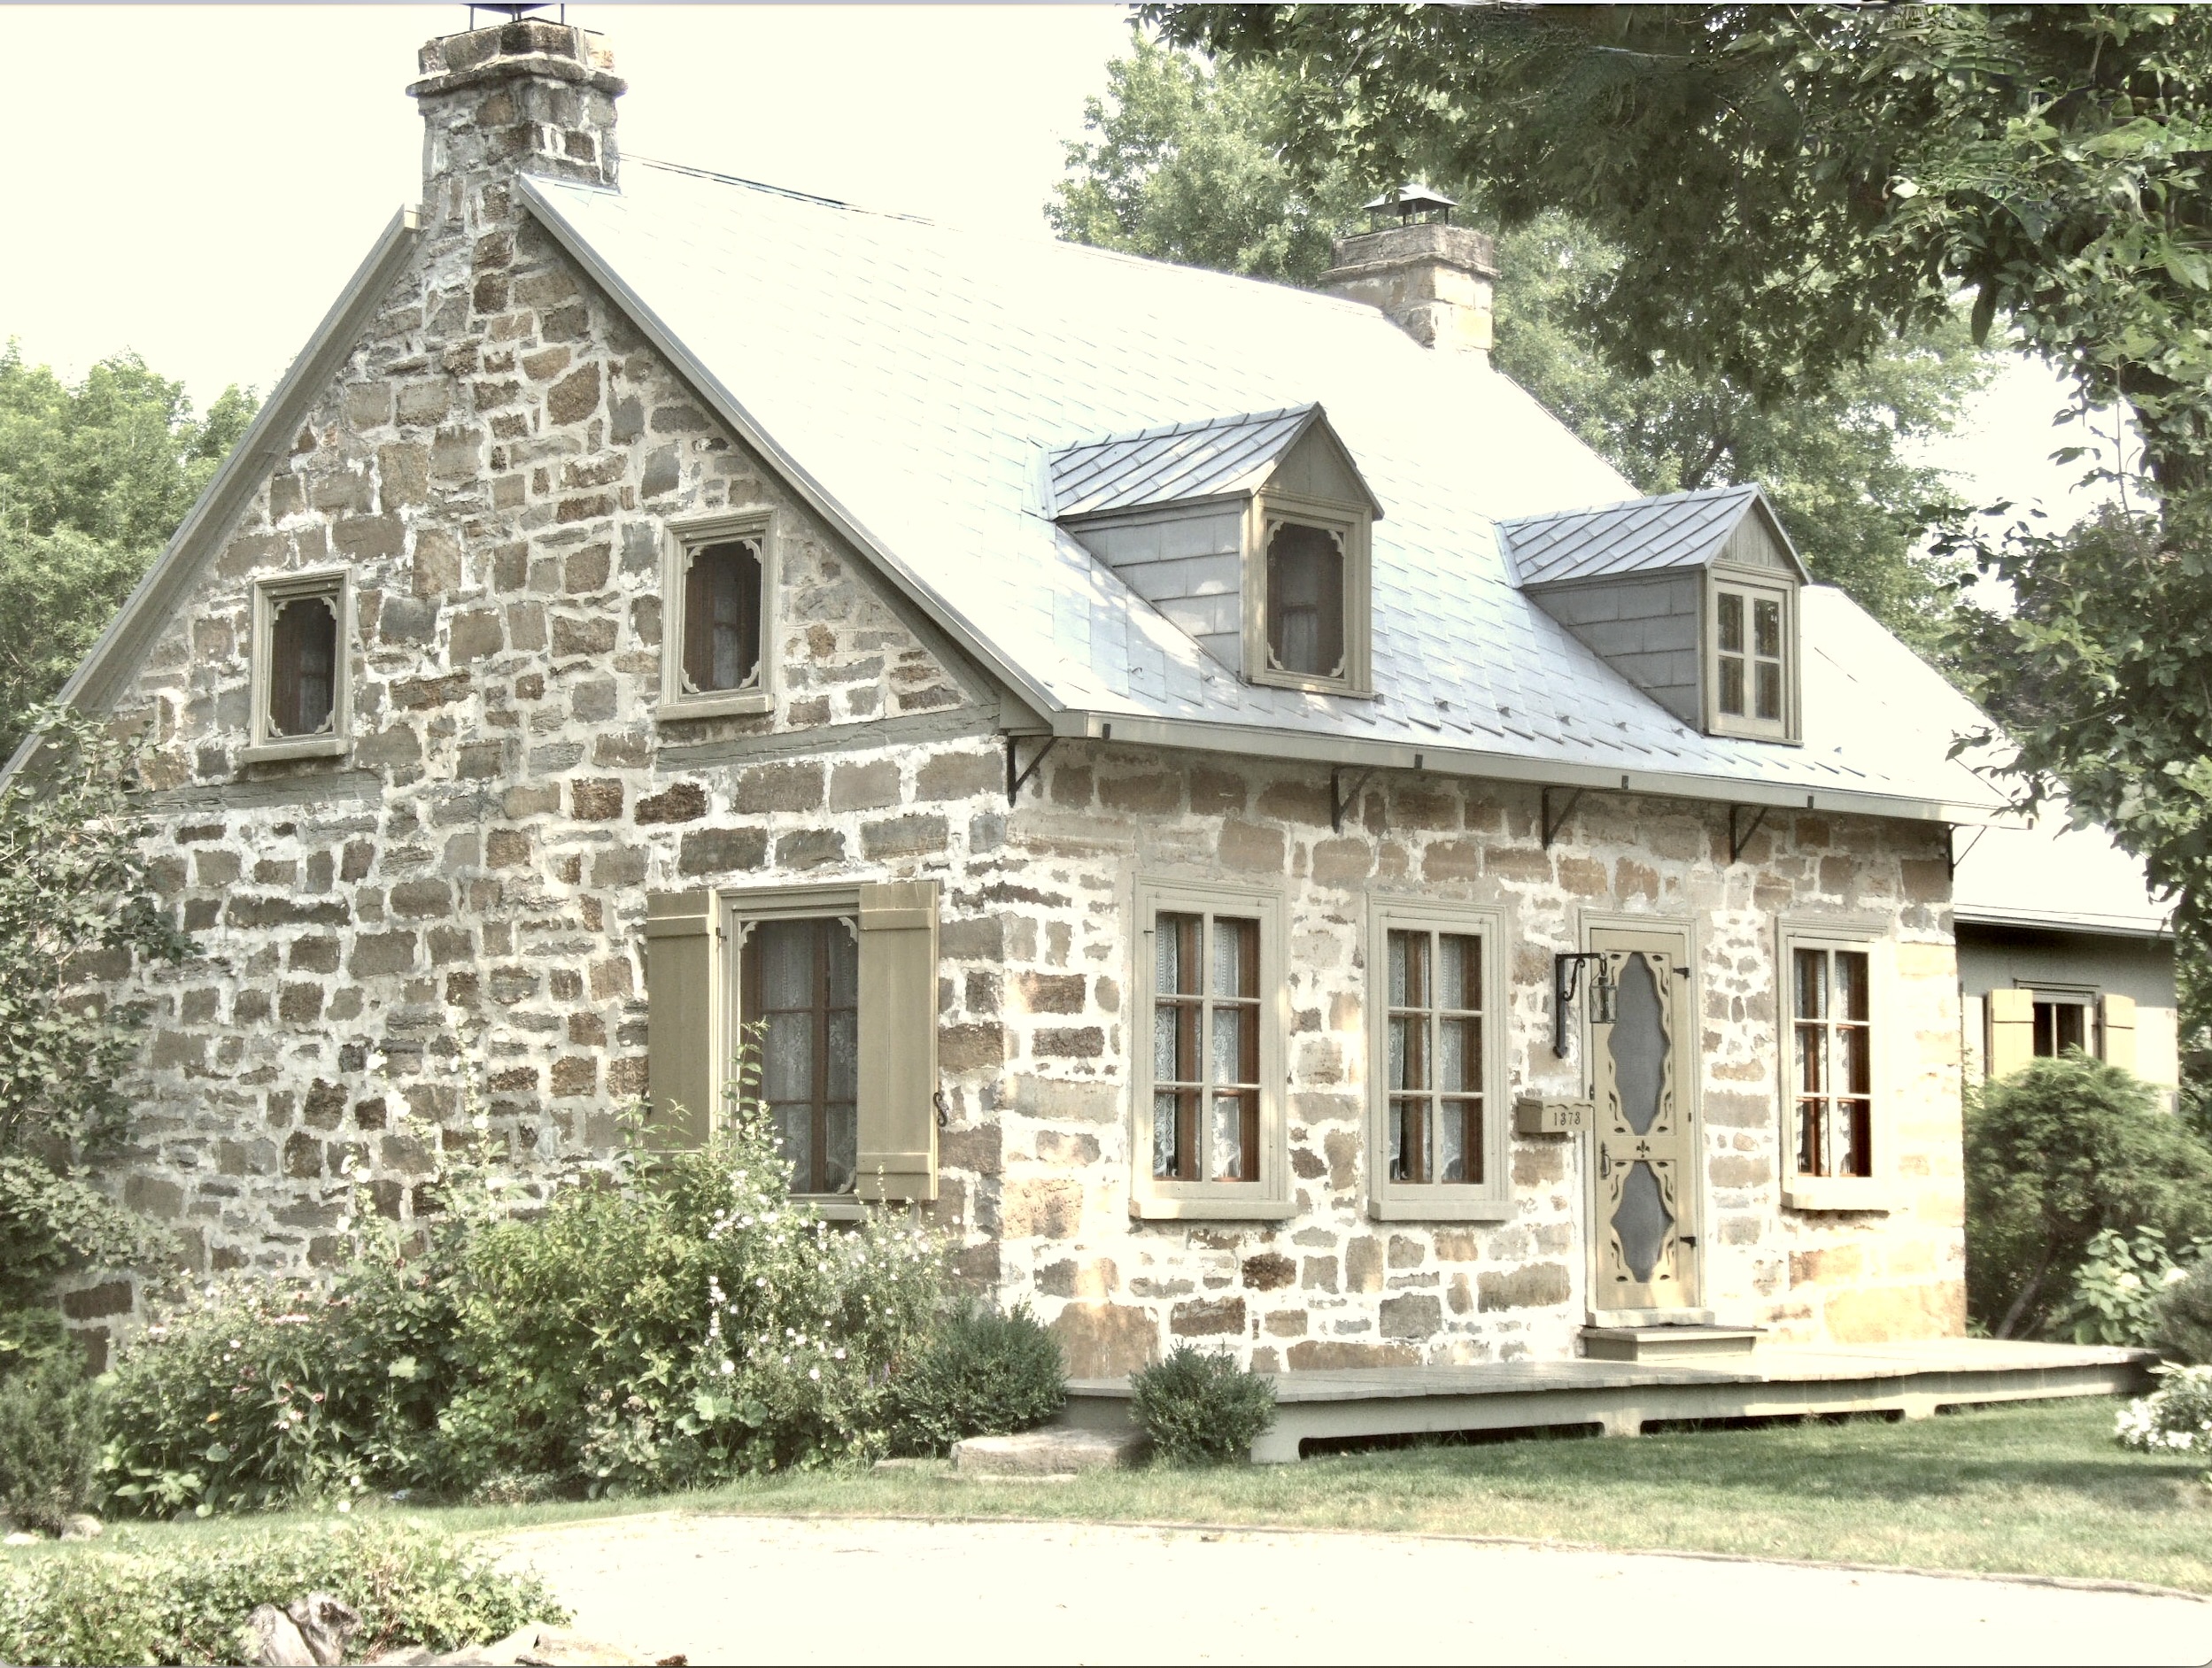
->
[0,1518,562,1667]
[2051,1226,2208,1348]
[2156,1259,2212,1364]
[1964,1055,2212,1339]
[1048,27,1995,653]
[0,1350,104,1533]
[1158,2,2212,936]
[0,1156,167,1314]
[103,1091,947,1515]
[890,1302,1066,1456]
[2115,1364,2212,1470]
[1128,1343,1276,1465]
[0,345,255,759]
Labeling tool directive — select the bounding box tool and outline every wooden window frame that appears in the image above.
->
[1365,896,1511,1222]
[660,508,777,721]
[739,913,861,1201]
[1777,917,1891,1213]
[1705,568,1798,744]
[243,568,352,764]
[1132,876,1291,1220]
[1242,489,1372,698]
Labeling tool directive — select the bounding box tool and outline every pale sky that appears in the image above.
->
[4,3,2108,526]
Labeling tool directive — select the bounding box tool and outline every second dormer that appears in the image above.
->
[1049,406,1383,697]
[1501,484,1812,743]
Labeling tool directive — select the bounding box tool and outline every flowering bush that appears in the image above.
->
[2115,1364,2212,1468]
[2052,1227,2208,1349]
[103,1085,947,1513]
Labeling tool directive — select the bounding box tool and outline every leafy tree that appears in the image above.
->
[1965,1054,2212,1339]
[0,344,255,759]
[1156,2,2212,935]
[1050,31,1995,651]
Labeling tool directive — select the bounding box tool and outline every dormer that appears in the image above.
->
[1049,406,1384,697]
[1501,484,1812,743]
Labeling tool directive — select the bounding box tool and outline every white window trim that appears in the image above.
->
[242,568,352,764]
[1777,915,1894,1213]
[1365,895,1512,1222]
[660,507,778,722]
[1705,566,1800,745]
[719,882,869,1220]
[1131,875,1292,1221]
[1242,488,1373,699]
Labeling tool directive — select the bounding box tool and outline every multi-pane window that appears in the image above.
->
[1264,521,1346,680]
[681,538,763,695]
[267,593,339,738]
[1716,585,1785,725]
[2032,994,2092,1058]
[741,916,859,1195]
[1386,929,1485,1185]
[1793,946,1872,1179]
[1152,910,1261,1184]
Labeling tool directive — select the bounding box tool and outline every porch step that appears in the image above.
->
[1580,1324,1761,1363]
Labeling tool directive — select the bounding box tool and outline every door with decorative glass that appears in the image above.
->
[1587,924,1701,1311]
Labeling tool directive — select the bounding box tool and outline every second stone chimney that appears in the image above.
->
[1319,189,1498,363]
[409,18,625,236]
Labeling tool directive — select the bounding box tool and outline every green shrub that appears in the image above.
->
[891,1302,1065,1454]
[2115,1363,2212,1474]
[1129,1344,1276,1465]
[1965,1056,2212,1338]
[2158,1260,2212,1364]
[0,1350,102,1532]
[0,1518,562,1666]
[2053,1227,2210,1348]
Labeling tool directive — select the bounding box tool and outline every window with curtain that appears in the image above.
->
[1792,946,1873,1179]
[740,915,859,1195]
[682,537,763,694]
[1264,521,1346,680]
[1386,928,1485,1185]
[1152,908,1261,1185]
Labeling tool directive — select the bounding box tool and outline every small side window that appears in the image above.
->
[245,571,350,763]
[661,511,777,719]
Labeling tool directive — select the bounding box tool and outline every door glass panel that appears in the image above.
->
[1608,952,1667,1136]
[1613,1160,1673,1283]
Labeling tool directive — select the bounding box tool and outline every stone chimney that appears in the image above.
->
[1319,202,1499,363]
[408,18,624,235]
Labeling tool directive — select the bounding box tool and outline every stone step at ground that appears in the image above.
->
[950,1427,1148,1476]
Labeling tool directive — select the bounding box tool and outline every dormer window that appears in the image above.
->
[1712,580,1791,737]
[1049,405,1381,699]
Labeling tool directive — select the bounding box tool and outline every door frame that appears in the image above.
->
[1574,908,1711,1325]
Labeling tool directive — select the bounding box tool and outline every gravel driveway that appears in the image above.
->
[493,1512,2211,1666]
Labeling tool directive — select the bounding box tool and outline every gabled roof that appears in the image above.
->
[1048,405,1381,521]
[1501,483,1812,588]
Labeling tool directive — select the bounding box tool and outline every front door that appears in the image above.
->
[1588,924,1700,1312]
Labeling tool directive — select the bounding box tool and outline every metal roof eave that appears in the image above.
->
[1953,905,2175,939]
[519,176,1065,727]
[0,205,426,787]
[1045,707,2010,828]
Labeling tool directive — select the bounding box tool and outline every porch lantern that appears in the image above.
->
[1552,951,1616,1058]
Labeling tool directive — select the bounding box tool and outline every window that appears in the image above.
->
[245,570,350,763]
[2031,992,2092,1059]
[1264,522,1345,680]
[643,882,940,1209]
[1133,878,1288,1219]
[742,915,859,1196]
[661,509,777,719]
[1779,923,1889,1210]
[1792,946,1872,1179]
[1365,900,1509,1221]
[1709,577,1795,741]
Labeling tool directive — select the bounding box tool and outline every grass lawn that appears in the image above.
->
[27,1397,2212,1595]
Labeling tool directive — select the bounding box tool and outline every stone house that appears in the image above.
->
[40,20,2014,1373]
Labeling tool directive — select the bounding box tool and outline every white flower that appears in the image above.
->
[337,1500,352,1514]
[808,1367,821,1381]
[2168,1266,2192,1286]
[720,1360,734,1375]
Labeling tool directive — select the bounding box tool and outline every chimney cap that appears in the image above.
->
[1364,183,1458,228]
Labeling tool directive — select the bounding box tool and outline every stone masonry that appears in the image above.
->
[63,22,1967,1371]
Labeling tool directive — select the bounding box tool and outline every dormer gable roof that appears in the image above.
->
[1048,405,1384,521]
[1500,483,1809,589]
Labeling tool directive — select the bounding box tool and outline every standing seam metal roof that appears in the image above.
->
[1048,406,1318,518]
[1501,484,1808,586]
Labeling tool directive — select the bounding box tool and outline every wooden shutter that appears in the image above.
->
[644,889,721,1149]
[2100,993,2137,1072]
[855,878,939,1201]
[1986,987,2033,1080]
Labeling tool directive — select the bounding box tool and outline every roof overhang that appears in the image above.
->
[1953,906,2175,940]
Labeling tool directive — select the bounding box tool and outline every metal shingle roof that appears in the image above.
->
[1501,483,1808,586]
[1048,406,1316,518]
[519,166,2004,820]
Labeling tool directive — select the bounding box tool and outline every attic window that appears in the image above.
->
[1265,521,1346,679]
[244,569,351,765]
[1709,578,1795,741]
[660,509,777,720]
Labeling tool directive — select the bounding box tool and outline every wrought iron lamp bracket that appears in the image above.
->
[1553,951,1615,1059]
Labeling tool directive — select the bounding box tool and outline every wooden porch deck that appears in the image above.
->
[1057,1338,2154,1463]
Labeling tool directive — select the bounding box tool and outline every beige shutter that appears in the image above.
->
[644,889,722,1149]
[856,878,940,1201]
[1986,987,2034,1080]
[2100,993,2137,1072]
